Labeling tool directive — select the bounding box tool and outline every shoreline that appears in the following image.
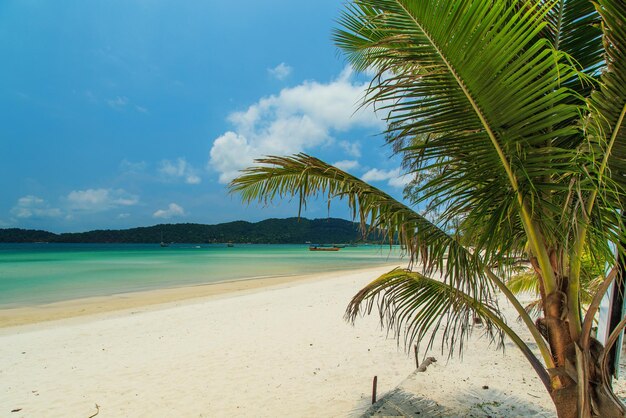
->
[6,264,620,416]
[0,264,417,417]
[0,263,402,329]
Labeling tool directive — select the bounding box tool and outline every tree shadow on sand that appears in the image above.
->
[358,386,556,417]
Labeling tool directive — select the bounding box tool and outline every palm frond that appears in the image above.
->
[334,0,586,293]
[334,0,583,203]
[540,0,603,89]
[565,0,626,337]
[346,268,551,390]
[231,154,556,366]
[588,0,626,196]
[508,271,541,296]
[230,153,494,301]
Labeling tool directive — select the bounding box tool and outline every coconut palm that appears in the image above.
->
[507,251,605,318]
[229,1,626,417]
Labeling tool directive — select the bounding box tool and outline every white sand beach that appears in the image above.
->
[4,265,616,417]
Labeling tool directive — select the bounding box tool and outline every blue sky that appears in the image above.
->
[0,1,409,233]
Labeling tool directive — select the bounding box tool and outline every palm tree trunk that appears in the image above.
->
[542,285,626,417]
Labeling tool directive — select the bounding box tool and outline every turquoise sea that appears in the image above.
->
[0,243,405,308]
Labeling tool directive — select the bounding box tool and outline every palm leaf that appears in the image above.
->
[346,268,551,390]
[540,0,603,89]
[230,153,555,366]
[566,0,626,333]
[230,153,494,301]
[588,0,626,196]
[334,0,582,195]
[508,271,542,296]
[334,0,585,293]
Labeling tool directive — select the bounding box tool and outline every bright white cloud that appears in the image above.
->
[362,168,412,188]
[388,174,413,188]
[159,158,201,184]
[268,62,292,80]
[11,195,63,219]
[153,203,185,219]
[67,188,139,211]
[361,168,396,182]
[333,160,359,172]
[210,132,254,183]
[209,67,383,183]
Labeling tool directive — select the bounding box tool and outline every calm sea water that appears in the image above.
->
[0,243,405,308]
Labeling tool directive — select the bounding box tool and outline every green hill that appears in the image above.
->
[0,218,378,244]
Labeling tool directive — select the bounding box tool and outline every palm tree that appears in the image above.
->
[229,1,626,417]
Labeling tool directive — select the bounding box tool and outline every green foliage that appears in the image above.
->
[231,0,626,409]
[0,218,370,244]
[508,252,605,316]
[346,268,505,355]
[0,228,57,243]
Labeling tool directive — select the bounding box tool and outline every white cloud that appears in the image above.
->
[84,90,98,104]
[107,96,128,109]
[11,195,63,219]
[209,67,383,183]
[362,168,412,188]
[186,174,201,184]
[18,195,44,207]
[333,160,359,172]
[268,62,292,80]
[210,132,254,183]
[362,168,394,182]
[107,96,147,113]
[153,203,185,219]
[159,158,201,184]
[339,140,362,158]
[67,188,139,211]
[119,159,148,174]
[388,174,413,188]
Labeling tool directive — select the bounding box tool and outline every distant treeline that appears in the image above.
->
[0,218,382,244]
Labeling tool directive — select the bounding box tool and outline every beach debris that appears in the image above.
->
[482,385,489,390]
[11,408,22,413]
[372,375,378,404]
[416,357,437,372]
[87,403,100,418]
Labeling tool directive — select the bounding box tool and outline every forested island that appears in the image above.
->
[0,217,379,244]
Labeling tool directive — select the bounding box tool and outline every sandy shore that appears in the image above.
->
[4,265,622,417]
[373,290,559,417]
[1,265,418,417]
[0,269,376,328]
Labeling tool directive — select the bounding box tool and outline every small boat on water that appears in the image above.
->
[227,242,234,247]
[160,231,170,247]
[309,245,340,251]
